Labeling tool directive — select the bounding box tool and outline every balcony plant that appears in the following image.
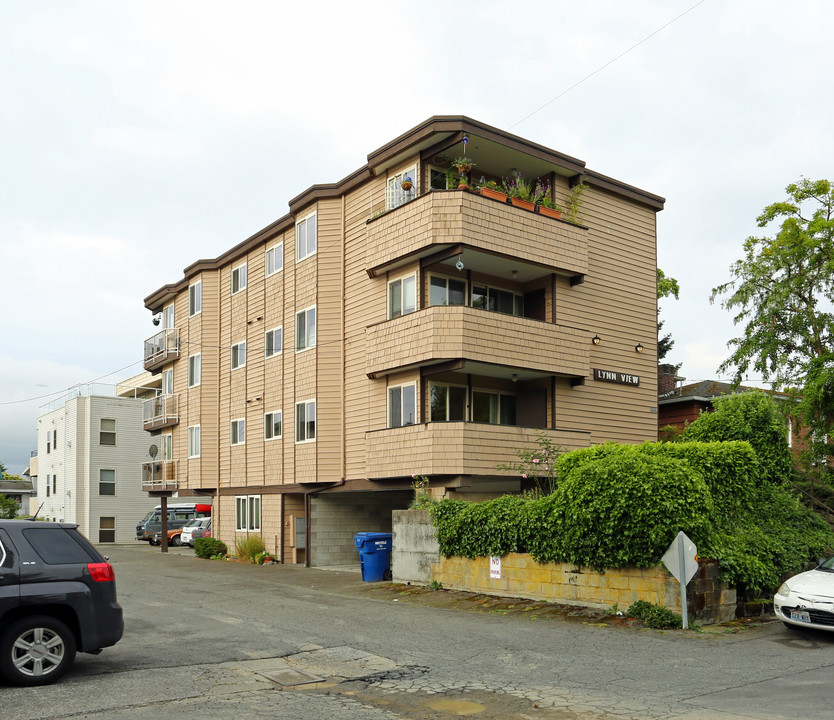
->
[502,171,544,212]
[453,156,475,190]
[401,176,413,191]
[537,196,564,219]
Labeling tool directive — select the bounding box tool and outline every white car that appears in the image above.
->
[773,558,834,631]
[181,517,211,547]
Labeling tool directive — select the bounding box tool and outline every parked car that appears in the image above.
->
[152,528,183,546]
[136,503,212,545]
[181,517,211,547]
[0,519,123,686]
[773,557,834,631]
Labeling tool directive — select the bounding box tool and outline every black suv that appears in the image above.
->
[0,520,123,686]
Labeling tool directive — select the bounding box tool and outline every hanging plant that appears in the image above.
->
[401,176,413,191]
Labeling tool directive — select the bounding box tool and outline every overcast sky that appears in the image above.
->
[1,1,832,474]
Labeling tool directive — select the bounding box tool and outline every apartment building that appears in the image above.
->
[35,376,161,543]
[141,116,665,566]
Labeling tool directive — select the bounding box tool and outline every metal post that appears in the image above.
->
[160,495,168,554]
[677,536,688,629]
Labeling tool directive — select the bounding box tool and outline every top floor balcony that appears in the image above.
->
[365,190,588,283]
[144,328,179,372]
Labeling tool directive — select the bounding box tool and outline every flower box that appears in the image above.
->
[509,197,535,212]
[537,205,562,219]
[480,187,508,203]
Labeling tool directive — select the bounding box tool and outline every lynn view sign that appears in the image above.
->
[593,369,640,387]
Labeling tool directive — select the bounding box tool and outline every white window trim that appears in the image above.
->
[230,418,246,446]
[231,341,247,370]
[295,210,317,262]
[295,399,317,444]
[99,469,116,496]
[235,494,261,532]
[386,164,417,210]
[231,262,248,295]
[189,280,202,317]
[295,306,316,353]
[266,242,284,277]
[265,326,283,358]
[188,425,201,458]
[188,353,201,387]
[264,410,283,441]
[162,433,173,460]
[387,272,418,320]
[387,382,418,428]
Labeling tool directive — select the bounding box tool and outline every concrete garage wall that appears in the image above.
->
[310,491,412,566]
[391,509,440,583]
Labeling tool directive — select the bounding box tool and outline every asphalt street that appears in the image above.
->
[1,544,833,719]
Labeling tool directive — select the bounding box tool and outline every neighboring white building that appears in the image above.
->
[35,378,161,544]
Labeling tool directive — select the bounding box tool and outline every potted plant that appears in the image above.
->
[401,176,413,192]
[478,179,508,203]
[453,157,475,190]
[537,196,564,219]
[503,171,537,211]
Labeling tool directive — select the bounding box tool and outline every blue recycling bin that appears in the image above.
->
[354,532,393,582]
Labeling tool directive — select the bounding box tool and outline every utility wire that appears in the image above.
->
[510,0,709,130]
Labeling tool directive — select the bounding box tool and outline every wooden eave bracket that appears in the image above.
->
[570,274,586,286]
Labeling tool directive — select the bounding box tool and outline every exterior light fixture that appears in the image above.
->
[635,343,644,353]
[511,373,518,383]
[152,314,162,326]
[592,335,601,345]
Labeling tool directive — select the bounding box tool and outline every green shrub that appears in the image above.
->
[235,535,267,564]
[194,537,227,559]
[627,600,682,629]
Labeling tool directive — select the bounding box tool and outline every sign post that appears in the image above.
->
[661,531,698,629]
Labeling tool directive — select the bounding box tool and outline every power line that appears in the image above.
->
[510,0,709,130]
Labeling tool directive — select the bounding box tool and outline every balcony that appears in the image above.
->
[366,306,588,379]
[141,459,178,492]
[366,190,588,281]
[143,394,179,431]
[365,423,590,480]
[144,328,179,372]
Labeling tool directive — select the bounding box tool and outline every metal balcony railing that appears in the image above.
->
[142,394,179,431]
[141,459,178,491]
[143,328,180,371]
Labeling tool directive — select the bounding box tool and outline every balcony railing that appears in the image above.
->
[365,422,590,479]
[141,459,178,492]
[366,306,588,379]
[143,328,180,372]
[143,394,179,431]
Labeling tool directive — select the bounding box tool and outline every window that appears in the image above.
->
[266,243,284,276]
[188,425,201,458]
[430,384,467,422]
[162,434,173,460]
[162,368,174,395]
[22,528,99,564]
[265,327,283,358]
[162,304,175,329]
[472,390,517,425]
[296,211,317,262]
[429,275,466,307]
[429,166,452,190]
[231,263,247,295]
[188,353,201,387]
[235,495,261,531]
[53,474,57,494]
[231,341,247,370]
[99,517,116,543]
[388,384,417,428]
[388,274,417,319]
[471,284,524,316]
[231,419,246,446]
[265,411,282,440]
[386,165,417,210]
[295,307,316,352]
[46,474,50,497]
[100,418,116,446]
[99,469,116,496]
[295,400,316,443]
[189,280,202,317]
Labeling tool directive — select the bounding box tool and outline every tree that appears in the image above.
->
[657,268,680,363]
[0,494,18,519]
[711,178,834,458]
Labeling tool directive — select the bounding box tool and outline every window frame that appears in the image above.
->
[99,517,116,543]
[188,425,201,458]
[188,353,201,387]
[100,418,116,446]
[264,410,283,441]
[429,382,468,422]
[386,164,417,210]
[295,211,317,262]
[231,262,248,295]
[295,306,317,353]
[265,326,283,358]
[230,418,246,446]
[387,272,417,319]
[231,341,247,370]
[265,242,284,277]
[188,280,202,317]
[471,388,517,426]
[99,469,116,496]
[429,274,467,307]
[235,495,261,532]
[388,382,417,428]
[295,399,317,444]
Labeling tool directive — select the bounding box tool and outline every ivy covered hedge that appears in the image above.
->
[430,440,834,591]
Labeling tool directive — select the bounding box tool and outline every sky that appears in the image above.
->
[1,0,833,474]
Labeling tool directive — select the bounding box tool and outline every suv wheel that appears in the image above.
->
[0,616,77,686]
